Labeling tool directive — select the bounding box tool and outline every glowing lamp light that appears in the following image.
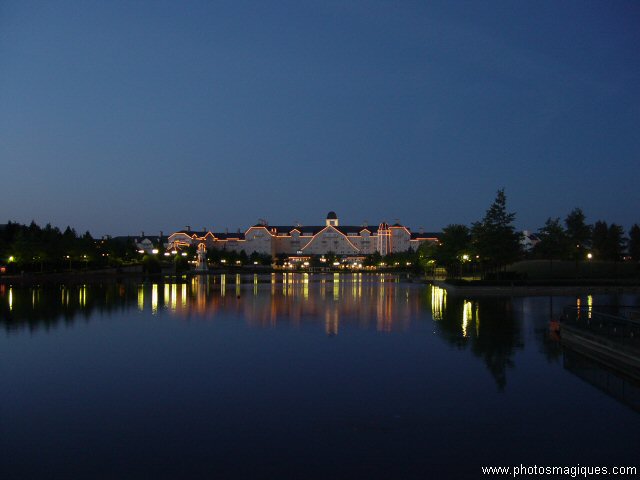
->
[235,260,241,265]
[303,261,309,266]
[8,256,15,262]
[462,254,470,261]
[138,250,145,254]
[587,253,593,260]
[333,262,340,266]
[181,252,188,257]
[253,261,258,265]
[164,252,170,256]
[152,249,159,254]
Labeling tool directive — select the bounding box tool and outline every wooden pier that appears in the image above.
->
[560,306,640,381]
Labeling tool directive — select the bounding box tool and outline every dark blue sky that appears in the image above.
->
[1,1,639,236]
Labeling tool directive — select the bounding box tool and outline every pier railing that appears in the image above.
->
[561,306,640,349]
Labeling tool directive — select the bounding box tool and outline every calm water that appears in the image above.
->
[1,274,639,479]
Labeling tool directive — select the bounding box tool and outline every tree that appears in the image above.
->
[417,241,439,275]
[592,221,625,261]
[471,189,521,275]
[534,217,569,275]
[437,224,471,277]
[605,224,626,261]
[592,221,608,260]
[565,208,591,260]
[629,224,640,262]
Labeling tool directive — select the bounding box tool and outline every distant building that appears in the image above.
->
[168,212,439,256]
[520,230,540,252]
[131,232,170,254]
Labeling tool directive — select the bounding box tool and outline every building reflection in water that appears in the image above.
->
[137,285,144,311]
[2,277,639,396]
[431,285,446,320]
[0,275,445,337]
[0,274,421,336]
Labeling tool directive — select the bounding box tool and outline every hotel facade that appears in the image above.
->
[168,212,438,257]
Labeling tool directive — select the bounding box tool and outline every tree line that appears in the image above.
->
[3,191,639,276]
[0,221,138,273]
[417,189,640,279]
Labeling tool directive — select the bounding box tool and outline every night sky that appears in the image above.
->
[1,1,639,236]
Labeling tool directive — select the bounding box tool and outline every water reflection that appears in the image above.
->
[0,274,411,334]
[563,348,640,413]
[1,276,638,400]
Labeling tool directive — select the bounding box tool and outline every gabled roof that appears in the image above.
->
[301,225,360,253]
[410,232,440,240]
[110,235,136,243]
[172,230,209,238]
[214,232,245,240]
[336,225,379,234]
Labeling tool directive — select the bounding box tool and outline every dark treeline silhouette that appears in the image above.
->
[417,189,640,280]
[0,221,138,273]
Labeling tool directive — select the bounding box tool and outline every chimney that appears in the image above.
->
[186,225,191,232]
[141,231,145,237]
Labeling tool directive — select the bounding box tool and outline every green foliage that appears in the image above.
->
[591,221,608,259]
[439,224,472,266]
[471,189,521,273]
[606,224,626,261]
[173,254,190,273]
[0,220,156,273]
[417,241,439,273]
[364,251,382,267]
[141,254,161,274]
[249,251,272,265]
[565,208,591,260]
[534,217,570,260]
[592,221,626,261]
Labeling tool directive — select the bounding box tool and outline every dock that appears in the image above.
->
[560,306,640,381]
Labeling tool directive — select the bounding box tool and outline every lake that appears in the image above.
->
[1,274,639,479]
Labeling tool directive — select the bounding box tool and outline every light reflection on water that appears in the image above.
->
[1,274,640,478]
[1,274,638,392]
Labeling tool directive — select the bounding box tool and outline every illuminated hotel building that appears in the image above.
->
[168,212,438,256]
